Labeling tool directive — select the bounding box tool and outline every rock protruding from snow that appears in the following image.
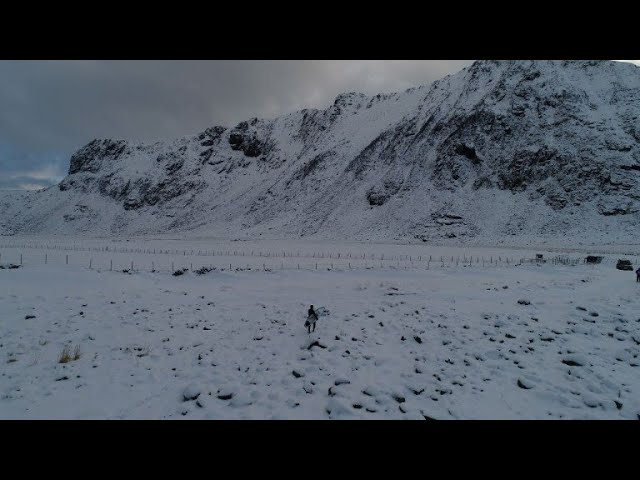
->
[182,383,201,401]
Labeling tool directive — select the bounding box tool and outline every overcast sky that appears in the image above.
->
[1,60,638,190]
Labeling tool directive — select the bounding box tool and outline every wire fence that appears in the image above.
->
[1,246,636,274]
[2,241,638,263]
[0,241,532,263]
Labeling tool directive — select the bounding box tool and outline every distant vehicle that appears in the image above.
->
[616,259,633,271]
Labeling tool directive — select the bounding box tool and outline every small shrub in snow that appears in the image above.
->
[58,345,72,363]
[58,344,81,363]
[195,266,215,275]
[173,268,188,277]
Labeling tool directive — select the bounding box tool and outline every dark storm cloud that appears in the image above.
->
[0,60,473,189]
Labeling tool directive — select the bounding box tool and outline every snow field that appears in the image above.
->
[1,243,639,419]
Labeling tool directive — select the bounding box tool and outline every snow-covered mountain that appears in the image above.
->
[1,60,639,244]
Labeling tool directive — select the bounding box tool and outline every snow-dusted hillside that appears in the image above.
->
[1,60,639,244]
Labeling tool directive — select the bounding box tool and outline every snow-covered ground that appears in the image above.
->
[1,240,639,419]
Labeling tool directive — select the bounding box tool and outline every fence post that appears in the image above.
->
[89,258,92,269]
[20,253,23,265]
[110,259,113,271]
[66,254,68,265]
[131,261,134,271]
[45,253,47,264]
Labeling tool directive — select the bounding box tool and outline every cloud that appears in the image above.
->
[0,60,473,189]
[0,60,472,152]
[0,176,55,191]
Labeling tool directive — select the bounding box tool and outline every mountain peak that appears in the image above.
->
[333,92,368,107]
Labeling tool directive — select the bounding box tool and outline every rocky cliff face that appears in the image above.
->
[1,60,639,244]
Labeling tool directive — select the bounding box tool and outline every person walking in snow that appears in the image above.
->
[636,267,640,283]
[305,305,318,334]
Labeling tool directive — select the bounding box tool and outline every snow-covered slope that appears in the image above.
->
[1,60,639,244]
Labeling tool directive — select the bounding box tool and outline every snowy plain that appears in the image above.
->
[1,238,639,419]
